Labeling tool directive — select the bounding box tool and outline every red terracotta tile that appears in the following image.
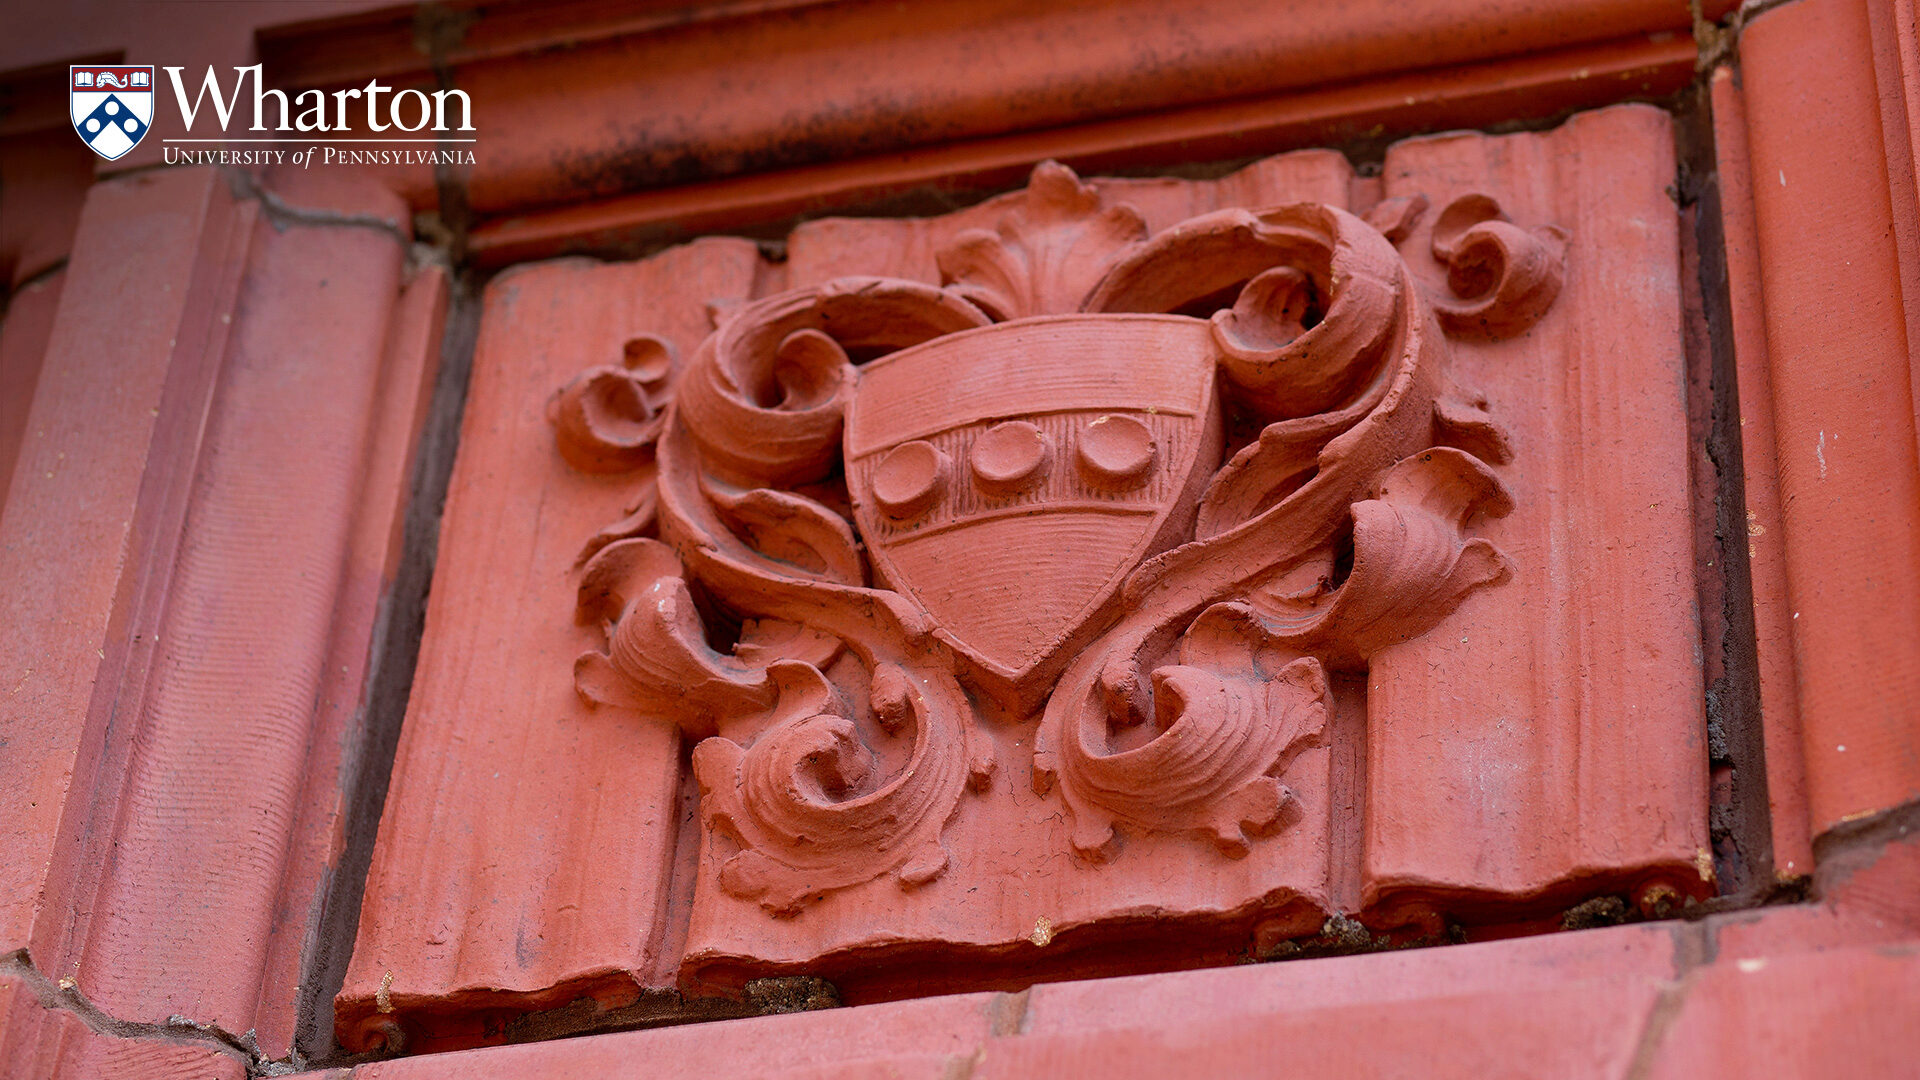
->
[261,168,416,238]
[1,972,248,1080]
[335,822,1909,1078]
[1861,0,1920,394]
[1736,0,1920,838]
[783,151,1355,288]
[979,976,1662,1080]
[0,167,256,965]
[37,172,415,1046]
[657,153,1359,1001]
[326,879,1915,1078]
[2,0,1718,231]
[250,258,450,1059]
[1815,815,1920,935]
[1019,920,1683,1035]
[1707,67,1814,882]
[1364,105,1712,917]
[1710,820,1920,961]
[337,239,771,1054]
[339,935,1679,1080]
[0,163,438,1075]
[353,105,1717,1044]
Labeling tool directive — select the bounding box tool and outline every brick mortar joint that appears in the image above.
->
[1622,976,1696,1080]
[7,258,69,299]
[1811,798,1920,892]
[0,947,277,1074]
[222,168,413,246]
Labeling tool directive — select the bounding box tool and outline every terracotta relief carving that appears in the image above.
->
[555,163,1563,914]
[339,112,1710,1041]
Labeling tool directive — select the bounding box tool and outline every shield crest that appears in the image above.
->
[846,314,1223,696]
[71,66,155,161]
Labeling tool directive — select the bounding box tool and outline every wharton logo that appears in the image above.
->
[71,65,155,160]
[69,64,477,168]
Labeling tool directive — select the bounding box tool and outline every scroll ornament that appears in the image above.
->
[553,163,1566,913]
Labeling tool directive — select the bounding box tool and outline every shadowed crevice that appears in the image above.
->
[288,269,483,1069]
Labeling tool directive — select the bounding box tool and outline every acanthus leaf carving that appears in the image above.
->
[693,658,975,915]
[554,161,1568,916]
[937,160,1148,320]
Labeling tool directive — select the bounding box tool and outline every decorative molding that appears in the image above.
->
[0,167,434,1072]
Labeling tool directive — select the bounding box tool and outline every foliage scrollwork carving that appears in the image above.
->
[554,162,1565,913]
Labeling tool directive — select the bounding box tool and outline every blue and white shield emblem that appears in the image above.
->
[71,66,155,161]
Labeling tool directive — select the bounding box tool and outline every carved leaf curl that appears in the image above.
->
[657,279,985,651]
[552,334,682,565]
[572,538,779,739]
[694,660,977,914]
[1089,203,1401,422]
[675,278,989,489]
[1429,193,1567,338]
[1232,446,1515,672]
[577,280,1001,913]
[1036,657,1329,861]
[550,332,679,473]
[574,541,976,914]
[702,480,866,587]
[563,167,1560,882]
[1085,203,1421,545]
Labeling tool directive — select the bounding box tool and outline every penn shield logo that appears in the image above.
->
[71,65,155,160]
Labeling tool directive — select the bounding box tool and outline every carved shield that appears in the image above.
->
[845,314,1223,691]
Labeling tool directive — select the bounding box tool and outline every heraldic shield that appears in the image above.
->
[70,65,155,161]
[845,316,1222,693]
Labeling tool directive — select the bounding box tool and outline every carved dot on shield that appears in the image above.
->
[873,440,947,520]
[123,118,138,132]
[86,119,100,133]
[1077,414,1157,488]
[970,420,1049,494]
[106,100,119,115]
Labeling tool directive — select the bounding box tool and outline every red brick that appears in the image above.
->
[353,991,997,1080]
[1646,945,1920,1080]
